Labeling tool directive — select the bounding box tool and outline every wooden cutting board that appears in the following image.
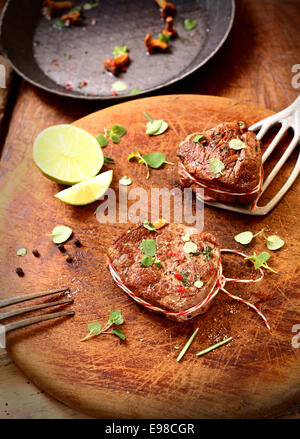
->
[0,95,299,418]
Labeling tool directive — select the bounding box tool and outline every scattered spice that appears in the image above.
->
[74,239,82,247]
[65,83,72,90]
[15,267,24,277]
[32,249,40,257]
[58,244,66,252]
[78,80,87,89]
[65,255,73,263]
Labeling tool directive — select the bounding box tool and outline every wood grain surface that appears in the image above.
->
[0,0,299,420]
[0,94,299,418]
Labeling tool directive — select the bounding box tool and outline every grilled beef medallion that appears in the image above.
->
[177,121,263,204]
[108,222,221,322]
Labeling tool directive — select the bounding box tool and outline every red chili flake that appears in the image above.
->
[174,273,183,281]
[168,250,175,257]
[176,261,181,266]
[65,83,72,90]
[112,91,117,96]
[177,251,185,261]
[91,18,97,26]
[176,286,185,293]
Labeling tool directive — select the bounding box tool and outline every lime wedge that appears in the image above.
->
[54,170,113,205]
[33,124,104,185]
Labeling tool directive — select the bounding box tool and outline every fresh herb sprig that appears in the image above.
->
[245,251,277,273]
[81,309,125,342]
[234,228,285,250]
[143,112,168,136]
[47,225,73,244]
[128,147,174,179]
[96,124,126,147]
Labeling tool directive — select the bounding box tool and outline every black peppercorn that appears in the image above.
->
[74,239,82,247]
[16,267,24,277]
[58,244,66,252]
[66,255,73,263]
[32,249,40,257]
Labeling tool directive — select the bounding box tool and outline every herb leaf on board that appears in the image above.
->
[245,251,277,273]
[48,225,73,244]
[234,231,254,245]
[266,235,285,251]
[119,176,132,186]
[81,309,125,342]
[96,134,108,147]
[109,309,124,325]
[17,248,27,256]
[143,112,168,136]
[112,328,126,340]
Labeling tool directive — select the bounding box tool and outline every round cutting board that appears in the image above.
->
[1,95,299,418]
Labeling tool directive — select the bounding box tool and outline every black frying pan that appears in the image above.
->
[0,0,234,100]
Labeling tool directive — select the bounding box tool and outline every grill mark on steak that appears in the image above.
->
[108,223,221,322]
[177,121,262,204]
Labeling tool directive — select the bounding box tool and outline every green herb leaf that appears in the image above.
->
[48,225,72,244]
[140,239,156,256]
[196,337,232,357]
[234,231,253,245]
[202,246,213,260]
[131,88,142,94]
[110,134,121,143]
[112,45,129,57]
[119,176,132,186]
[182,234,191,242]
[174,345,180,350]
[112,80,127,92]
[194,278,204,288]
[104,156,115,164]
[144,112,168,136]
[17,248,27,256]
[154,259,162,268]
[229,139,247,150]
[88,321,102,335]
[140,255,153,267]
[209,158,225,174]
[184,18,197,30]
[96,134,108,147]
[112,328,126,340]
[143,220,156,232]
[176,328,199,362]
[83,1,99,11]
[245,251,277,272]
[266,235,285,251]
[158,33,170,43]
[146,119,163,135]
[109,309,124,325]
[112,124,126,137]
[142,152,166,169]
[193,134,204,143]
[183,241,198,254]
[53,18,65,29]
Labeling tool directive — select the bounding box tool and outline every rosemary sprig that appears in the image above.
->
[176,327,199,362]
[196,337,232,357]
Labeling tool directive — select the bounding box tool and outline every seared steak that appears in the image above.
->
[108,223,220,322]
[177,121,262,204]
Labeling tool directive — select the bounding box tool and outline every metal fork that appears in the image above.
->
[203,95,300,216]
[0,287,74,333]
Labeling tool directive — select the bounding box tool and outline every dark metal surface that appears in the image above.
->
[0,0,234,100]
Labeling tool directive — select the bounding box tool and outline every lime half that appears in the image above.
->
[54,170,113,205]
[33,124,104,185]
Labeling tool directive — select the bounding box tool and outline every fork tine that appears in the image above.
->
[4,310,75,332]
[0,297,73,321]
[0,287,69,309]
[261,135,299,194]
[262,123,288,163]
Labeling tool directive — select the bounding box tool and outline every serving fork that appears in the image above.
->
[203,95,300,215]
[0,287,74,334]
